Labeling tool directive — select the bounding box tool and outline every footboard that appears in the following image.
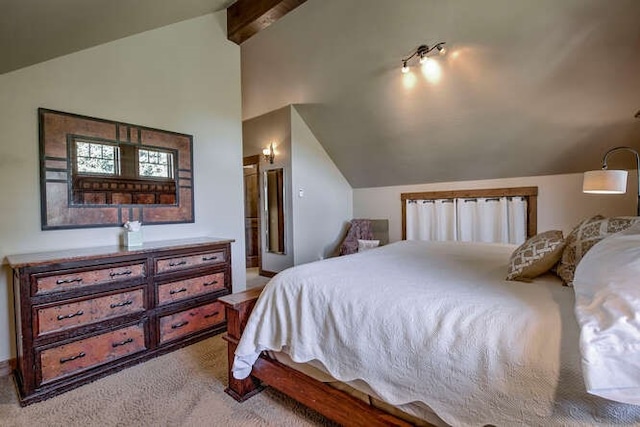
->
[218,286,264,401]
[218,286,416,426]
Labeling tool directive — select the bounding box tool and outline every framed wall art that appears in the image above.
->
[39,108,195,230]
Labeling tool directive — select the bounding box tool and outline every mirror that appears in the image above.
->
[264,168,285,254]
[71,137,178,205]
[39,108,194,229]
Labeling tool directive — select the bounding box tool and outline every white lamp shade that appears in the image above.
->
[583,170,628,194]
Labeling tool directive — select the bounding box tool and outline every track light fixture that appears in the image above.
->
[401,42,446,73]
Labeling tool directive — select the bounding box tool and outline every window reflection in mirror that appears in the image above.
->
[75,141,120,175]
[71,137,177,206]
[264,168,285,254]
[138,148,174,179]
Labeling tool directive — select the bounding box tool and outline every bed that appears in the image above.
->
[220,239,640,426]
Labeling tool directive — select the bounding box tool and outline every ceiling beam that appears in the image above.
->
[227,0,307,44]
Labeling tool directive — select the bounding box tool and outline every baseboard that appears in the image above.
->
[258,269,277,278]
[0,358,16,378]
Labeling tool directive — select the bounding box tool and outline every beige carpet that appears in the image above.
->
[0,335,336,426]
[246,268,271,290]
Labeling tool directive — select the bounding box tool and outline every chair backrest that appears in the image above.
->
[371,219,389,246]
[328,219,390,258]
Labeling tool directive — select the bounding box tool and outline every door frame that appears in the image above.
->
[243,155,262,271]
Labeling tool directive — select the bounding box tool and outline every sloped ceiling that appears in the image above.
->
[0,0,234,74]
[240,0,640,188]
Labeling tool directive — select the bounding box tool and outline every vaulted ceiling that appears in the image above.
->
[3,0,639,189]
[0,0,234,74]
[240,0,640,188]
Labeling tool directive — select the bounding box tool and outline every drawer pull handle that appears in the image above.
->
[169,288,187,295]
[204,311,220,319]
[202,255,218,261]
[112,338,134,348]
[171,321,189,329]
[60,352,86,364]
[110,270,132,277]
[110,300,133,309]
[57,310,84,320]
[169,260,187,267]
[56,277,83,285]
[203,280,219,287]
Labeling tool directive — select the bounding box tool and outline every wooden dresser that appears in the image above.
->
[7,237,233,405]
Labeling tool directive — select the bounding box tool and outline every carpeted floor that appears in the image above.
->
[246,268,271,290]
[0,334,336,426]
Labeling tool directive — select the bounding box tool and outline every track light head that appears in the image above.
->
[401,42,446,73]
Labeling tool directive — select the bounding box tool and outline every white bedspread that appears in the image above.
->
[233,240,640,426]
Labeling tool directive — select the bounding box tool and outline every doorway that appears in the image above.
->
[243,155,261,269]
[243,155,271,289]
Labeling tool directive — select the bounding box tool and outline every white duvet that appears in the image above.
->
[573,223,640,405]
[233,240,640,426]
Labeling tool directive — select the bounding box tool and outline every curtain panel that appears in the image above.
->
[406,197,527,245]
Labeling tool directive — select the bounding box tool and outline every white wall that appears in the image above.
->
[261,128,295,273]
[242,107,294,272]
[354,172,638,243]
[0,12,244,363]
[242,105,354,271]
[291,106,353,264]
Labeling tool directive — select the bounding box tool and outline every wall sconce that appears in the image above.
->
[583,146,640,215]
[263,142,275,164]
[401,42,446,73]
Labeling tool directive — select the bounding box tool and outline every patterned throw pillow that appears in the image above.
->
[557,215,640,286]
[506,230,565,282]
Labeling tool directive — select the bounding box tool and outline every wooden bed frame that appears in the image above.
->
[219,186,539,426]
[219,288,418,427]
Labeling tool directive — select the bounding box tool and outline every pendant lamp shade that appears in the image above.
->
[583,170,628,194]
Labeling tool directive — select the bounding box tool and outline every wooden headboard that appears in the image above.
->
[401,186,538,240]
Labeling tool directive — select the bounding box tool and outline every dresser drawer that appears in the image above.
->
[158,301,224,344]
[155,251,225,274]
[36,289,145,337]
[39,324,146,384]
[157,272,225,305]
[9,239,233,405]
[35,262,146,295]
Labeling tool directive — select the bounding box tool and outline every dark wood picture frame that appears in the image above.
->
[39,108,195,230]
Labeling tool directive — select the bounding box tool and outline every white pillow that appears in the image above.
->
[357,239,380,252]
[573,222,640,405]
